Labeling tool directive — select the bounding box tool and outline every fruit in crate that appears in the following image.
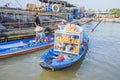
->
[73,45,79,53]
[65,23,76,33]
[71,39,79,44]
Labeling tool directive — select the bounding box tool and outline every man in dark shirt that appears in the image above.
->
[34,12,41,26]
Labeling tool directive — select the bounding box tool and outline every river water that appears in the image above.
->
[0,22,120,80]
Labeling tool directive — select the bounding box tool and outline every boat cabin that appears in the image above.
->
[54,23,83,55]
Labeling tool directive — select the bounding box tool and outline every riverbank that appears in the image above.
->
[80,18,120,23]
[94,18,120,23]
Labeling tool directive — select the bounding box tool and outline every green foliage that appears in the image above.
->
[109,8,120,15]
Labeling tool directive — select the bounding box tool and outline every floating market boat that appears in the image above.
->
[40,23,89,71]
[0,34,54,59]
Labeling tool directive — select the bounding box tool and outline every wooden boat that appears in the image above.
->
[0,34,54,59]
[40,23,89,71]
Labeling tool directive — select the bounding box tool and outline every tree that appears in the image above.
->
[109,8,120,15]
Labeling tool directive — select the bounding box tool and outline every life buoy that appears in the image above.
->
[52,4,59,12]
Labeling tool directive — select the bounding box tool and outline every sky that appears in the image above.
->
[0,0,120,11]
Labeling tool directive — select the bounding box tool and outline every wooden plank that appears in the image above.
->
[8,33,35,39]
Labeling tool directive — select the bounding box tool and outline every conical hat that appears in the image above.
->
[34,26,43,32]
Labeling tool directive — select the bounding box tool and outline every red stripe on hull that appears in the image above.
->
[0,44,54,59]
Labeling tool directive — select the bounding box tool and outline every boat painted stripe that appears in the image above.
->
[0,43,54,59]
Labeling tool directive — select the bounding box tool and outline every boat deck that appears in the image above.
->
[0,42,26,49]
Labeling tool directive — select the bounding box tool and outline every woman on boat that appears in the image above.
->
[34,26,45,42]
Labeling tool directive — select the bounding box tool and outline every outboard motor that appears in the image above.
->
[44,27,52,36]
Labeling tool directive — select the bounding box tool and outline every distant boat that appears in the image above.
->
[0,34,54,59]
[40,23,89,71]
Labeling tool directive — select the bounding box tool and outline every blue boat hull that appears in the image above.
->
[0,34,54,59]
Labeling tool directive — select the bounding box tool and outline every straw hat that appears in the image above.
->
[34,26,43,32]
